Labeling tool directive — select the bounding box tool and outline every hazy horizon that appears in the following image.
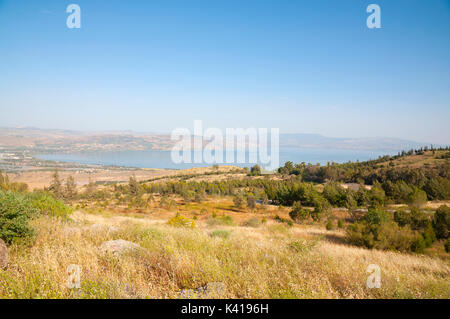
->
[0,124,440,145]
[1,0,449,144]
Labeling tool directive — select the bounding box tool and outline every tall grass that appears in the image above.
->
[0,211,448,299]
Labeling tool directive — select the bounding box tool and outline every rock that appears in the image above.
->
[99,239,142,255]
[179,282,225,299]
[0,239,8,270]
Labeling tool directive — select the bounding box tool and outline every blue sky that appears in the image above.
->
[0,0,449,144]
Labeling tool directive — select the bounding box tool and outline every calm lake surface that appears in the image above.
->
[36,148,397,170]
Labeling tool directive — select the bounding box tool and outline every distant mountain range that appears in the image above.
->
[0,127,433,152]
[279,134,429,151]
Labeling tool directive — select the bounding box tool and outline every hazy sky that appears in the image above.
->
[0,0,449,144]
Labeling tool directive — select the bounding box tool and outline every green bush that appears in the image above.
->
[346,208,416,252]
[249,165,262,176]
[394,207,429,231]
[167,213,196,228]
[243,217,262,228]
[374,222,416,252]
[423,222,437,247]
[407,188,428,208]
[394,210,411,227]
[346,222,374,248]
[411,235,426,254]
[233,194,244,209]
[288,239,318,253]
[433,205,449,239]
[28,192,73,219]
[363,208,390,225]
[207,215,235,226]
[445,238,450,253]
[0,191,40,244]
[289,202,310,223]
[323,182,348,207]
[210,230,231,239]
[337,219,344,228]
[325,220,334,230]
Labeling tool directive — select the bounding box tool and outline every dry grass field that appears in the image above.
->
[1,200,448,299]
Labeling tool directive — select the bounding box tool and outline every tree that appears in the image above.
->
[433,205,450,239]
[247,195,256,211]
[407,188,428,208]
[289,201,310,223]
[64,175,77,200]
[326,219,335,230]
[233,194,244,209]
[0,191,39,244]
[194,191,204,203]
[250,165,261,176]
[369,182,386,207]
[85,178,97,199]
[128,175,141,197]
[0,171,10,190]
[48,170,63,198]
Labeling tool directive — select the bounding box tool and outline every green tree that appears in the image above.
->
[289,201,310,223]
[0,191,40,244]
[407,188,428,208]
[64,175,77,200]
[247,195,256,211]
[250,164,262,176]
[128,175,141,197]
[326,219,334,230]
[47,170,63,198]
[233,194,244,209]
[433,205,450,239]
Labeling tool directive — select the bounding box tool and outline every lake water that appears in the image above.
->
[36,148,396,170]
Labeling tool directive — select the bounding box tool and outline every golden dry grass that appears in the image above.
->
[0,208,448,299]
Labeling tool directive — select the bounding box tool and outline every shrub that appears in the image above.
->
[369,182,386,207]
[346,222,374,248]
[28,192,73,219]
[0,191,40,244]
[207,215,235,226]
[433,205,449,239]
[167,213,195,228]
[289,202,310,223]
[249,165,261,176]
[374,222,416,252]
[233,194,244,209]
[246,196,256,211]
[445,238,450,253]
[409,207,430,231]
[288,239,317,253]
[347,208,416,252]
[363,209,390,225]
[411,235,426,254]
[423,222,437,247]
[407,188,428,208]
[325,220,334,230]
[423,177,450,200]
[337,219,344,228]
[210,230,231,239]
[243,217,262,228]
[394,210,411,227]
[323,182,348,207]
